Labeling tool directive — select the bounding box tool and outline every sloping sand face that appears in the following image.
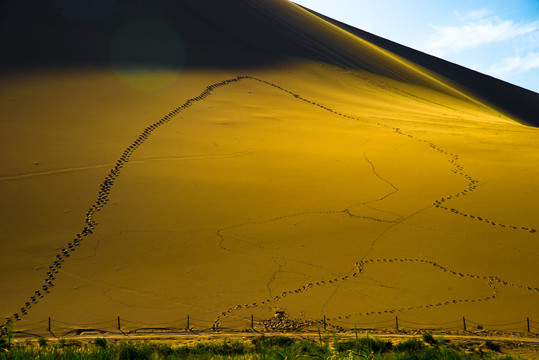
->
[2,61,538,334]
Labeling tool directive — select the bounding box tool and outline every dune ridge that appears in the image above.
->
[299,5,539,127]
[4,0,536,125]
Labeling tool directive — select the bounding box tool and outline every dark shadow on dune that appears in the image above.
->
[0,0,282,70]
[1,0,413,72]
[2,0,538,126]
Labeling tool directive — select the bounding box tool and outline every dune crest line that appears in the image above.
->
[4,74,536,331]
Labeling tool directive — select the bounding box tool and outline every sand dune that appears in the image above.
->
[1,0,538,336]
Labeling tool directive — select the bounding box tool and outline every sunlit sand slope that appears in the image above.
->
[1,0,538,335]
[2,62,538,333]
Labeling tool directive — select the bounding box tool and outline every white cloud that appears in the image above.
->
[421,10,539,57]
[489,52,539,75]
[425,20,539,56]
[453,8,492,22]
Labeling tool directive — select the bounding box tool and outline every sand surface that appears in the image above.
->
[1,0,538,340]
[2,62,538,336]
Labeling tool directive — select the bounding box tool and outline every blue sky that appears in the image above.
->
[292,0,539,93]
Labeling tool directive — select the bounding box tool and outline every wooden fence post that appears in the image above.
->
[187,315,190,330]
[527,317,530,333]
[463,316,467,331]
[48,316,55,338]
[251,314,254,330]
[395,316,399,331]
[117,316,121,331]
[323,315,327,330]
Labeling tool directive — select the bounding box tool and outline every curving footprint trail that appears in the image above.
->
[5,76,254,326]
[213,257,539,327]
[249,76,536,233]
[386,126,537,233]
[4,74,537,332]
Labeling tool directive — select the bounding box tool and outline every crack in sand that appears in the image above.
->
[0,152,254,182]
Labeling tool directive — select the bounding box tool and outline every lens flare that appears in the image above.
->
[111,17,186,92]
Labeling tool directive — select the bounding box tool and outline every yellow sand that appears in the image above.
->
[1,60,538,335]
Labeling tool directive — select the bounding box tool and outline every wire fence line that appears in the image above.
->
[10,315,539,338]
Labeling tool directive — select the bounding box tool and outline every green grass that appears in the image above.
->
[0,334,526,359]
[0,318,14,352]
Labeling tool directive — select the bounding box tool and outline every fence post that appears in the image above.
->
[48,316,55,338]
[117,316,121,331]
[251,314,254,330]
[527,317,530,333]
[463,316,467,332]
[187,315,190,330]
[323,315,327,330]
[395,316,399,331]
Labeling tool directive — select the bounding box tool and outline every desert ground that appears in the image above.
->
[1,0,538,343]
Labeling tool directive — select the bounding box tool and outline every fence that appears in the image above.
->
[12,315,539,338]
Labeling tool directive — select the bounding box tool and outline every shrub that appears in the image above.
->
[154,343,174,357]
[252,335,295,349]
[359,334,393,354]
[485,340,501,352]
[0,338,8,352]
[189,339,248,356]
[58,338,82,348]
[213,340,248,356]
[422,332,437,346]
[337,333,392,354]
[272,347,303,360]
[0,318,14,351]
[119,342,151,360]
[94,337,107,349]
[38,337,48,347]
[395,338,425,352]
[297,339,329,357]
